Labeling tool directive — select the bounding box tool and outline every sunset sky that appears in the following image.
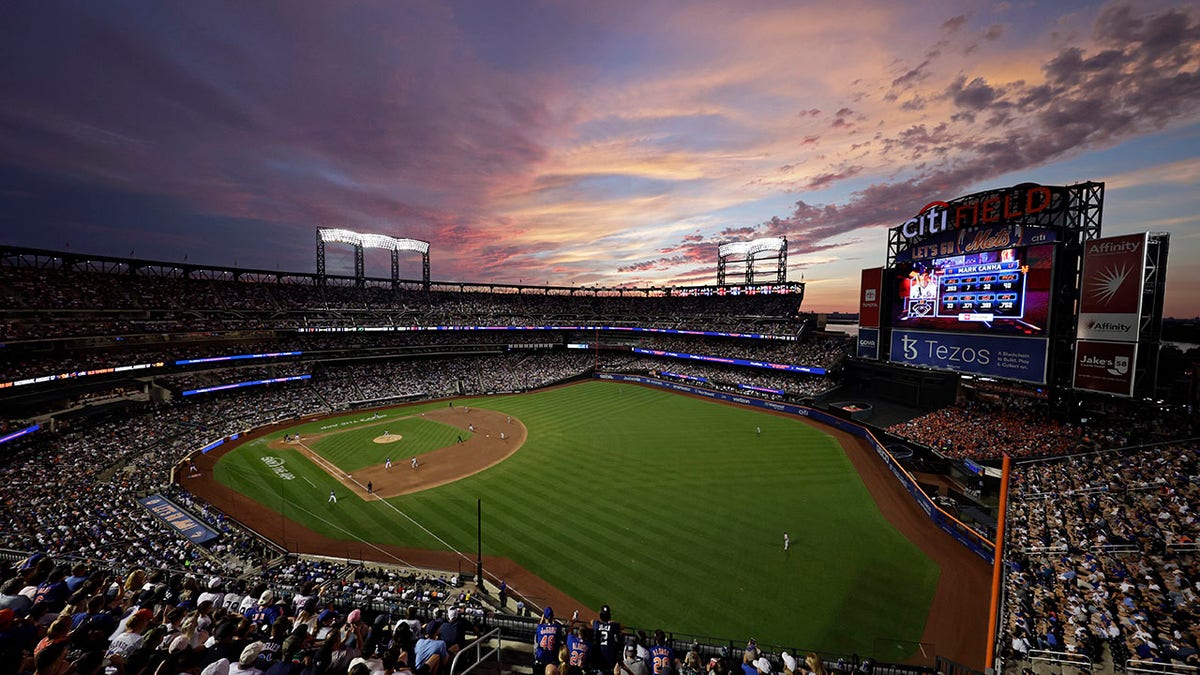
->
[2,1,1198,314]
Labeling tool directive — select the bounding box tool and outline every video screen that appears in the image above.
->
[889,243,1054,336]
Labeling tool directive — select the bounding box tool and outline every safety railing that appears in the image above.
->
[450,627,502,675]
[1127,660,1200,675]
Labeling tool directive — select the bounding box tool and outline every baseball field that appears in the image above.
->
[201,380,953,660]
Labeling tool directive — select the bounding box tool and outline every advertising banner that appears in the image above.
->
[1077,233,1147,342]
[889,330,1048,384]
[137,495,220,544]
[857,328,880,360]
[859,268,883,328]
[1074,340,1138,396]
[895,223,1058,263]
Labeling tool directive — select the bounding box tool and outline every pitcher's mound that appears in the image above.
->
[373,434,404,444]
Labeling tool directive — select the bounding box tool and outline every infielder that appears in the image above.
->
[411,456,419,469]
[328,490,337,504]
[385,457,392,469]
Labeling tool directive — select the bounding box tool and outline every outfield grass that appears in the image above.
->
[214,381,939,658]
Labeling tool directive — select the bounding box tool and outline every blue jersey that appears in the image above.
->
[649,645,675,675]
[534,622,562,663]
[567,633,590,668]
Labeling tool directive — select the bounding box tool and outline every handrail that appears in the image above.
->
[1028,649,1089,667]
[449,627,502,675]
[1127,660,1200,675]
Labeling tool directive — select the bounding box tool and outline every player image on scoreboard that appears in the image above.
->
[891,243,1053,336]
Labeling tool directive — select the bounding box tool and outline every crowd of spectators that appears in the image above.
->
[883,398,1181,461]
[0,550,487,675]
[599,358,837,400]
[628,335,845,369]
[1,263,805,341]
[1002,442,1200,668]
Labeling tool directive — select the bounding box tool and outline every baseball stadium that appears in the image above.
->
[0,179,1192,675]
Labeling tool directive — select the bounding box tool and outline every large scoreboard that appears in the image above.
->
[868,183,1082,385]
[891,242,1055,337]
[865,181,1166,396]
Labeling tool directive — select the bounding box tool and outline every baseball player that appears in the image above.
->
[756,426,761,437]
[784,532,790,551]
[468,424,474,433]
[328,490,337,504]
[385,457,392,470]
[411,456,419,469]
[367,481,373,494]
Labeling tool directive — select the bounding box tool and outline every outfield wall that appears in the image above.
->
[596,373,994,562]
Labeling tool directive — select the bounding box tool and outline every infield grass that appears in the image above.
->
[214,380,939,658]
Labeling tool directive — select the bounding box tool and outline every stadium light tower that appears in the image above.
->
[717,236,787,285]
[316,228,430,290]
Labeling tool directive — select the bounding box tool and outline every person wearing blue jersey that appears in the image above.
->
[647,629,675,675]
[534,607,563,672]
[567,626,594,670]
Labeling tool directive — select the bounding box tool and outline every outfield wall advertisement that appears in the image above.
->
[859,267,882,329]
[597,373,995,562]
[1077,233,1147,343]
[1073,340,1138,396]
[889,330,1048,384]
[857,328,879,360]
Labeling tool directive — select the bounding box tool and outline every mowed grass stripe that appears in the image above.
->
[216,380,939,658]
[308,416,468,473]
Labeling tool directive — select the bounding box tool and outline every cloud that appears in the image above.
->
[941,16,968,33]
[892,60,932,88]
[709,2,1200,262]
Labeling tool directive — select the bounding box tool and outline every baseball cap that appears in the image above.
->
[599,605,611,621]
[259,590,274,605]
[347,609,362,624]
[781,652,797,672]
[447,608,459,621]
[202,659,230,675]
[240,642,264,667]
[754,657,773,675]
[209,577,222,590]
[317,609,337,624]
[543,606,554,619]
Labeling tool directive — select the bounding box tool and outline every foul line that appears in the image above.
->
[293,438,476,568]
[281,495,423,570]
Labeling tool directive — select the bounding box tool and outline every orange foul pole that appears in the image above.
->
[985,453,1012,669]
